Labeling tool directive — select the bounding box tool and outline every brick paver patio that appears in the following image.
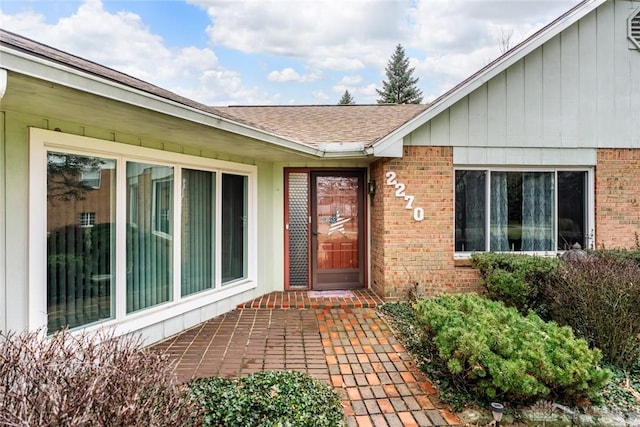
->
[152,291,462,426]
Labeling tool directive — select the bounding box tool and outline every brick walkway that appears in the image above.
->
[153,293,461,426]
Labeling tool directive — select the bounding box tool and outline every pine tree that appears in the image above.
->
[338,90,355,105]
[376,44,423,104]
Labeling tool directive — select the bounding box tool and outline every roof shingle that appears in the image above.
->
[214,104,428,148]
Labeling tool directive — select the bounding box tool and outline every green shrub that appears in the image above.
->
[414,294,610,403]
[470,253,560,315]
[0,328,200,426]
[546,254,640,369]
[189,370,343,427]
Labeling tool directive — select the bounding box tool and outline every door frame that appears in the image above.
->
[284,167,368,291]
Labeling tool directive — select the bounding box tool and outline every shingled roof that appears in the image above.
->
[214,104,428,148]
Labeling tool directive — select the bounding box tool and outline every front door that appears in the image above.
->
[311,171,365,290]
[284,169,365,290]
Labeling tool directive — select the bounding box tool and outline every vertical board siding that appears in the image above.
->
[560,23,581,148]
[524,48,544,147]
[542,36,562,142]
[468,85,488,147]
[431,109,450,145]
[487,72,507,147]
[505,60,526,147]
[449,98,469,146]
[579,8,599,146]
[614,1,636,145]
[596,1,616,144]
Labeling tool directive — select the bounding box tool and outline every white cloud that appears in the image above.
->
[267,67,322,83]
[194,0,408,54]
[312,89,329,103]
[332,75,366,101]
[0,0,271,105]
[339,75,363,86]
[268,67,301,82]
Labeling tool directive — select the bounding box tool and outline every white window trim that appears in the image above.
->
[28,127,258,334]
[452,166,595,258]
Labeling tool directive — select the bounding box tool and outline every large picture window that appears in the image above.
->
[47,152,115,331]
[32,129,256,334]
[455,169,589,253]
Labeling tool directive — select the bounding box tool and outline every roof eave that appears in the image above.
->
[370,0,606,153]
[0,45,324,158]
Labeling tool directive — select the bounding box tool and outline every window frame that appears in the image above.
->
[29,128,258,333]
[78,212,96,228]
[453,166,595,257]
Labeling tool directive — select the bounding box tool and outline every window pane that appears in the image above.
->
[47,152,115,332]
[521,172,554,251]
[181,169,215,296]
[222,173,248,283]
[489,172,554,251]
[455,170,486,251]
[491,172,523,251]
[558,171,587,250]
[126,162,173,313]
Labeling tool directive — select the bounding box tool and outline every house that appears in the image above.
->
[1,0,638,344]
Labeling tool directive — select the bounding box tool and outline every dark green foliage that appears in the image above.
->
[599,360,640,413]
[547,254,640,368]
[376,44,423,104]
[413,294,610,403]
[338,90,355,105]
[470,252,560,316]
[189,370,343,427]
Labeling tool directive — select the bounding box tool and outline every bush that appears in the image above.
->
[414,294,610,403]
[547,254,640,369]
[0,328,200,426]
[470,253,560,315]
[590,248,640,267]
[189,370,343,427]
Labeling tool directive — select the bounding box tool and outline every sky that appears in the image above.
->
[0,0,582,106]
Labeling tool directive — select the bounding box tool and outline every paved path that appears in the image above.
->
[153,306,462,426]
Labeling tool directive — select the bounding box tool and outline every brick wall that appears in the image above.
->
[370,146,481,300]
[595,148,640,249]
[369,146,639,301]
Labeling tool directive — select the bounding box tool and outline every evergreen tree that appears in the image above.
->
[376,44,423,104]
[338,90,355,105]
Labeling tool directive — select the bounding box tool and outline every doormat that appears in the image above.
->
[308,290,354,298]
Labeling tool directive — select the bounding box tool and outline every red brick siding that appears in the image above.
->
[370,147,482,300]
[595,148,640,249]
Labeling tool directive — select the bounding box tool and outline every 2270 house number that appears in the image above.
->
[385,171,425,221]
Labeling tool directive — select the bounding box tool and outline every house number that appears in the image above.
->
[385,171,424,221]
